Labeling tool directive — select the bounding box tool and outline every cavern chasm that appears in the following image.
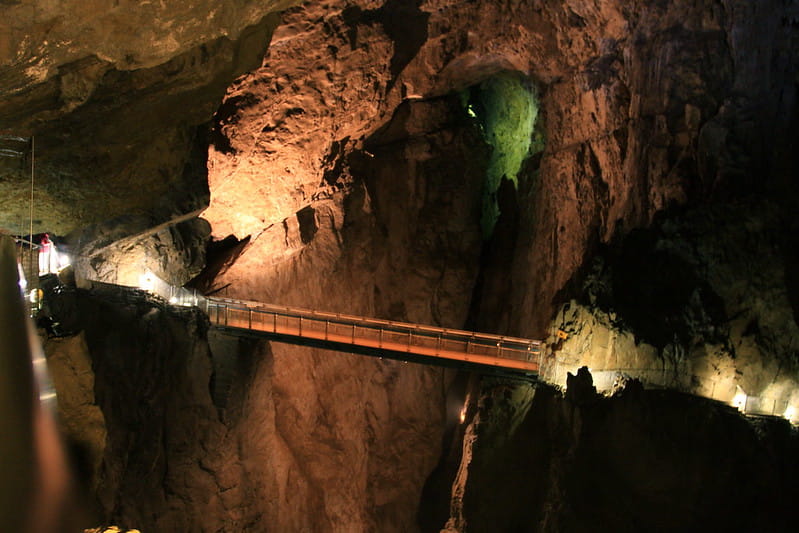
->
[1,0,799,531]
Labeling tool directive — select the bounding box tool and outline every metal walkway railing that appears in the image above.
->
[203,297,542,376]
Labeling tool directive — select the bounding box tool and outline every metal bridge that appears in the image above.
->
[202,296,542,377]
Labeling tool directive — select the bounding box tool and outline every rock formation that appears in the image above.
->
[445,377,799,532]
[2,0,798,531]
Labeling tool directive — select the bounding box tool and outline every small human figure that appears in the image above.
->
[38,233,58,275]
[39,233,52,275]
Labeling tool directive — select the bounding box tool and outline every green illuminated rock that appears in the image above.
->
[463,73,544,238]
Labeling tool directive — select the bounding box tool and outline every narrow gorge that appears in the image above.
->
[1,0,798,531]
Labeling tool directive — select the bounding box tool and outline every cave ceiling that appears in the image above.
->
[0,0,296,236]
[0,0,796,302]
[1,0,629,240]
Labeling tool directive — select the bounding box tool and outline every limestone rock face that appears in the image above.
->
[207,95,487,531]
[12,0,799,531]
[204,0,798,336]
[446,380,799,533]
[43,333,107,491]
[546,198,799,409]
[0,0,295,235]
[0,0,296,77]
[40,283,452,532]
[75,216,211,287]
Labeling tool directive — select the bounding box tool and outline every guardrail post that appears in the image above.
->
[408,330,413,352]
[299,316,303,336]
[352,324,356,343]
[224,306,229,327]
[273,312,277,333]
[325,320,329,341]
[248,309,253,329]
[436,334,441,355]
[379,328,383,349]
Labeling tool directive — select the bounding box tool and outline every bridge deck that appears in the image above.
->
[205,297,542,376]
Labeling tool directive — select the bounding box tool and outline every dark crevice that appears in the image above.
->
[296,205,318,245]
[210,94,257,154]
[345,0,429,91]
[187,234,250,294]
[465,176,521,334]
[416,372,475,532]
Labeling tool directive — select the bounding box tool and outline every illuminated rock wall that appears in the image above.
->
[12,0,799,531]
[545,198,799,411]
[0,0,295,235]
[446,378,799,533]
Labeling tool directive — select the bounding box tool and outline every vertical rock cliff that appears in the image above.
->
[5,0,798,531]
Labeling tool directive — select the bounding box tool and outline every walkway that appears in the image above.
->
[203,297,542,377]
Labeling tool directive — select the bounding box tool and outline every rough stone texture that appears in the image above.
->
[445,379,799,533]
[544,198,799,409]
[0,0,295,236]
[75,216,211,287]
[40,282,453,532]
[9,0,799,531]
[203,0,798,337]
[43,333,107,491]
[199,3,798,528]
[68,286,227,531]
[207,95,487,531]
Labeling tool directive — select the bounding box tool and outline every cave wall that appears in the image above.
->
[205,95,488,531]
[197,1,799,531]
[0,0,294,235]
[7,0,798,531]
[546,198,799,408]
[203,0,798,336]
[446,377,799,533]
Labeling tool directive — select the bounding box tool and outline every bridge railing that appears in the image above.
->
[205,297,541,369]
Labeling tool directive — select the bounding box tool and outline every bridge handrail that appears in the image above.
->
[206,296,542,352]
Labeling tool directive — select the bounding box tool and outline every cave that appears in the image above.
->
[1,1,798,532]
